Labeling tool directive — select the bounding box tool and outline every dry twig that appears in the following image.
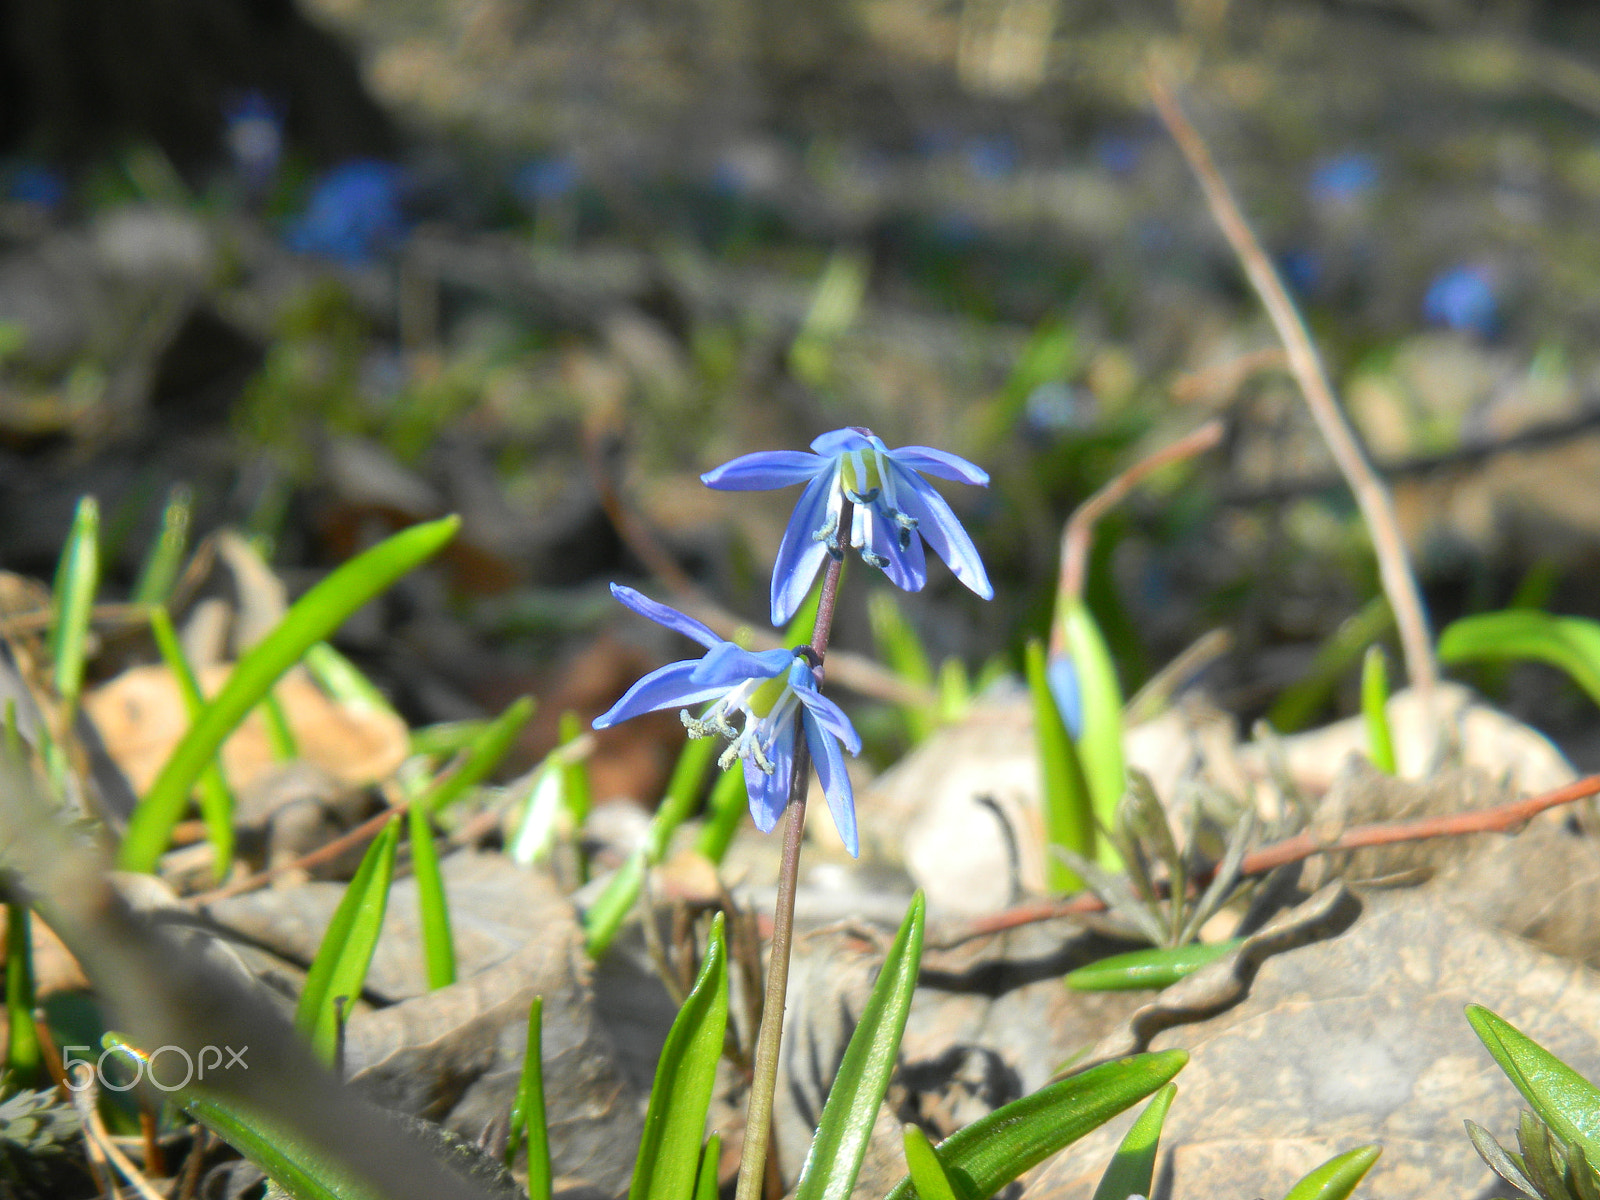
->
[953,771,1600,940]
[1148,67,1438,699]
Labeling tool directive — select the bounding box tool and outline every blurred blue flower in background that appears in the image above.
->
[4,163,66,212]
[1094,134,1142,177]
[592,585,863,854]
[285,160,408,263]
[1279,247,1325,298]
[702,427,994,625]
[1423,263,1501,336]
[1308,151,1380,206]
[964,135,1019,182]
[223,91,285,192]
[513,156,581,208]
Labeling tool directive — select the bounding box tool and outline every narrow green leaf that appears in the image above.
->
[1439,610,1600,708]
[1059,603,1124,869]
[870,591,937,742]
[4,903,40,1087]
[903,1125,966,1200]
[507,758,566,868]
[408,803,455,990]
[629,913,728,1200]
[304,642,399,720]
[410,718,491,760]
[104,1033,383,1200]
[1066,941,1244,992]
[559,711,593,831]
[1091,1083,1176,1200]
[49,495,99,715]
[694,763,750,865]
[1467,1004,1600,1166]
[937,658,972,725]
[119,516,461,873]
[693,1133,722,1200]
[1361,645,1396,775]
[506,996,552,1200]
[1279,1144,1381,1200]
[584,848,647,958]
[1464,1119,1536,1197]
[179,1091,385,1200]
[296,820,400,1063]
[883,1050,1189,1200]
[1025,638,1094,890]
[149,605,236,879]
[796,893,926,1200]
[1267,595,1393,733]
[646,726,720,863]
[132,485,193,606]
[415,695,534,815]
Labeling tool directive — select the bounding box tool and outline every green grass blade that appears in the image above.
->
[180,1091,387,1200]
[902,1125,966,1200]
[132,485,193,606]
[49,495,99,717]
[1025,638,1094,890]
[4,902,41,1087]
[1091,1083,1176,1200]
[694,763,749,865]
[149,605,237,878]
[415,695,534,816]
[1467,1004,1600,1166]
[1439,610,1600,708]
[869,591,937,742]
[629,913,728,1200]
[1066,941,1244,992]
[1280,1144,1381,1200]
[304,642,399,720]
[119,516,461,873]
[796,893,926,1200]
[408,803,455,990]
[882,1050,1189,1200]
[581,730,721,934]
[296,819,400,1063]
[506,995,552,1200]
[693,1133,722,1200]
[646,726,720,862]
[559,711,593,832]
[584,847,647,958]
[1361,645,1396,774]
[1267,595,1393,733]
[1058,603,1124,868]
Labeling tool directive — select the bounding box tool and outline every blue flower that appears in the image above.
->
[702,427,993,625]
[285,160,408,264]
[592,585,864,855]
[1423,264,1500,337]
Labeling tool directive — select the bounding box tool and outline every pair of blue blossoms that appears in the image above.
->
[592,427,992,858]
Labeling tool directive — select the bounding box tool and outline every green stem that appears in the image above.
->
[735,536,849,1200]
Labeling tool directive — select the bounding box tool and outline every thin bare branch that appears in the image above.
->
[1148,67,1438,698]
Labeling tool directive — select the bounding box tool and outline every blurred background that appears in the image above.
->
[7,0,1600,794]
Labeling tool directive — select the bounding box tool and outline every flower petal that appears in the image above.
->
[794,682,862,755]
[701,451,826,491]
[855,501,927,593]
[893,469,994,600]
[890,445,990,487]
[592,660,728,729]
[743,718,797,832]
[803,708,858,857]
[770,470,837,625]
[688,643,793,687]
[609,584,723,649]
[810,427,874,457]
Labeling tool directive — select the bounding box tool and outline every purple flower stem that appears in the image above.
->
[735,511,850,1200]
